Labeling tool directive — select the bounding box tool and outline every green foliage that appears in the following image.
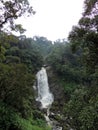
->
[5,36,44,73]
[63,82,79,95]
[79,106,98,130]
[84,0,98,16]
[68,0,98,75]
[0,63,35,118]
[0,101,51,130]
[0,1,98,129]
[64,87,98,130]
[46,42,83,83]
[0,0,35,33]
[0,34,53,130]
[32,36,53,57]
[0,46,6,62]
[6,46,20,56]
[6,56,20,63]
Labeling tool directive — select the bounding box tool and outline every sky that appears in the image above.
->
[16,0,84,41]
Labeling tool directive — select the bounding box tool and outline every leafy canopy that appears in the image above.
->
[0,0,35,33]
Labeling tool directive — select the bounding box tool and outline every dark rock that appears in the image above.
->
[41,108,47,114]
[35,100,42,109]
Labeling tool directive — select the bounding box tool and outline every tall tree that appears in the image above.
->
[83,0,98,16]
[0,0,35,33]
[68,0,98,74]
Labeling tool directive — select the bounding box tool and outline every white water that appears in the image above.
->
[36,67,62,130]
[36,67,54,109]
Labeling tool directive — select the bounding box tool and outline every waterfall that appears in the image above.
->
[36,67,54,109]
[36,67,62,130]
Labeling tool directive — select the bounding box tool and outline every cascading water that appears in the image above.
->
[36,67,54,109]
[36,67,62,130]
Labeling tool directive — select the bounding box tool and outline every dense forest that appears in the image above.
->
[0,0,98,130]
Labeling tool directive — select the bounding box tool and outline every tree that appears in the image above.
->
[0,0,35,62]
[46,41,82,83]
[83,0,98,16]
[64,88,98,130]
[0,63,35,118]
[5,37,44,72]
[68,0,98,74]
[0,0,35,32]
[33,36,53,57]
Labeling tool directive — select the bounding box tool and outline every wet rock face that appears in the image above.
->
[46,67,66,114]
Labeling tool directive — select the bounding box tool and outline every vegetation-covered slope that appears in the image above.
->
[0,0,98,130]
[0,34,52,130]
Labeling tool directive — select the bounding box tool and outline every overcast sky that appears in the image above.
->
[17,0,84,41]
